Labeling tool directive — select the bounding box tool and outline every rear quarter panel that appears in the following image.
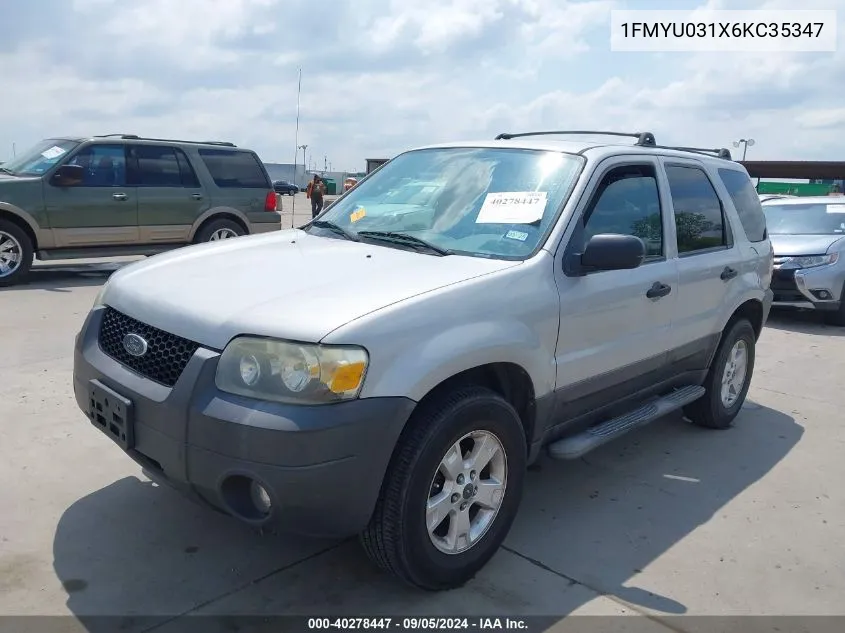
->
[185,148,279,231]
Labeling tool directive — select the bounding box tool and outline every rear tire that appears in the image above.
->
[195,218,245,243]
[683,319,756,429]
[360,386,527,590]
[0,219,33,288]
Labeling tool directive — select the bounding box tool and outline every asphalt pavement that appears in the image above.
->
[1,247,844,633]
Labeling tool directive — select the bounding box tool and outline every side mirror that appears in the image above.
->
[50,164,84,186]
[580,233,646,271]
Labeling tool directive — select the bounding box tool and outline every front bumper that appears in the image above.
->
[770,265,844,312]
[73,307,415,539]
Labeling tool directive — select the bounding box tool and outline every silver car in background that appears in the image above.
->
[762,196,845,326]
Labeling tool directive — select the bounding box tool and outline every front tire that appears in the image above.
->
[0,219,34,287]
[360,386,527,590]
[683,318,756,429]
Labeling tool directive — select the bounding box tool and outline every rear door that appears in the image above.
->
[129,144,209,244]
[659,158,747,354]
[44,143,139,247]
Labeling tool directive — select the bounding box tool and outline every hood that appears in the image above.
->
[103,229,520,350]
[769,233,845,257]
[0,173,40,184]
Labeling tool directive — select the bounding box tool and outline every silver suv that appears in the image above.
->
[72,131,774,590]
[762,195,845,326]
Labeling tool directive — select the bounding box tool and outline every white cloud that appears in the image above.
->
[1,0,844,169]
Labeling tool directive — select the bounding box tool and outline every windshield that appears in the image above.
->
[1,139,80,176]
[763,202,845,235]
[307,147,584,259]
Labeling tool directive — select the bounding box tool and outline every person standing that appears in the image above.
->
[307,175,326,218]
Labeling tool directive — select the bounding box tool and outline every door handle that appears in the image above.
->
[720,266,738,281]
[191,193,203,200]
[646,282,672,299]
[112,193,127,201]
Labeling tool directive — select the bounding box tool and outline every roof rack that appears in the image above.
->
[93,134,236,147]
[495,130,657,146]
[494,130,733,160]
[661,146,733,160]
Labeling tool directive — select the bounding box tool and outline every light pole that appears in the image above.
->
[733,138,755,161]
[291,67,302,224]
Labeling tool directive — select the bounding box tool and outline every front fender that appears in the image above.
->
[357,318,555,403]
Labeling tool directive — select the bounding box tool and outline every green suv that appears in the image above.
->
[0,134,281,287]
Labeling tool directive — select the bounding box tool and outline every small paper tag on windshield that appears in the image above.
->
[476,191,547,224]
[350,207,366,222]
[40,146,67,160]
[505,230,529,241]
[826,204,845,214]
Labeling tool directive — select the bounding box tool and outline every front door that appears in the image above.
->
[129,144,209,244]
[553,158,679,419]
[44,143,139,247]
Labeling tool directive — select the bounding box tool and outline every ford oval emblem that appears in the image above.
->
[123,333,148,357]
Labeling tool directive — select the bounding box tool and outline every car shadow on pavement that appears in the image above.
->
[764,308,845,337]
[4,261,137,293]
[52,403,801,631]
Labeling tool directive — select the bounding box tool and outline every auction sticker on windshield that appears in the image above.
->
[826,204,845,214]
[41,146,67,160]
[476,192,547,224]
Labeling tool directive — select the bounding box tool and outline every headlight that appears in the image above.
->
[215,337,369,405]
[786,253,839,269]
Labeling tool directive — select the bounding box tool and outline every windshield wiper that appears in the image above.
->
[0,167,15,175]
[310,220,359,241]
[357,231,452,256]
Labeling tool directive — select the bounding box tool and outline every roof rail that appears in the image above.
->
[495,130,657,146]
[93,134,236,147]
[656,145,733,160]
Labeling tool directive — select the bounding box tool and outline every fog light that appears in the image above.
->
[250,481,272,515]
[810,289,832,300]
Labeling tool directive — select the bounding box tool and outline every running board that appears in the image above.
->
[547,385,706,460]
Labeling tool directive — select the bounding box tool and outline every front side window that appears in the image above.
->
[1,139,80,176]
[665,165,728,254]
[763,202,845,236]
[65,145,127,187]
[308,147,584,259]
[582,164,663,258]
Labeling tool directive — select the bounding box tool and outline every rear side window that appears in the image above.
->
[718,168,767,242]
[665,165,728,254]
[198,149,270,188]
[130,145,199,187]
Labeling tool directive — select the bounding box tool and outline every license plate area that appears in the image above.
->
[88,379,134,450]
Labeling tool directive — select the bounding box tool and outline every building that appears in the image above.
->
[263,162,351,193]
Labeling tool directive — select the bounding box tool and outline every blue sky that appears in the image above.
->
[1,0,843,171]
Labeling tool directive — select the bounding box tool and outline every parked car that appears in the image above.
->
[273,180,298,196]
[0,134,280,287]
[73,130,772,591]
[762,195,845,325]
